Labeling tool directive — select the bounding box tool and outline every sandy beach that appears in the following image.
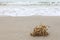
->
[0,16,60,40]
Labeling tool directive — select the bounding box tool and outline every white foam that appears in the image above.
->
[0,6,60,16]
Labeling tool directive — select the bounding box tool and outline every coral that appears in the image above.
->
[30,24,49,36]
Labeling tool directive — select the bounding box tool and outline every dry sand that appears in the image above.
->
[0,16,60,40]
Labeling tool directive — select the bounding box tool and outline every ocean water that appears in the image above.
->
[0,0,60,3]
[0,5,60,16]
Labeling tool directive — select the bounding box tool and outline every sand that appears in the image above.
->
[0,16,60,40]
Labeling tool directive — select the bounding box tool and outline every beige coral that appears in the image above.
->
[30,24,49,36]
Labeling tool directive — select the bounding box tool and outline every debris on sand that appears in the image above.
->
[30,24,49,37]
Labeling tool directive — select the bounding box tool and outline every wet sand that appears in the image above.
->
[0,16,60,40]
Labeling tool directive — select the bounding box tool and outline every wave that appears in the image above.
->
[0,6,60,16]
[0,2,60,6]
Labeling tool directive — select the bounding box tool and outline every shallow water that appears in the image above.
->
[0,5,60,16]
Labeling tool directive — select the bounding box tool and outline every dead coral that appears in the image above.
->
[30,24,49,36]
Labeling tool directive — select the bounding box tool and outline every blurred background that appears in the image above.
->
[0,0,60,16]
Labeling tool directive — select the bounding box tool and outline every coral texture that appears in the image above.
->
[30,24,49,36]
